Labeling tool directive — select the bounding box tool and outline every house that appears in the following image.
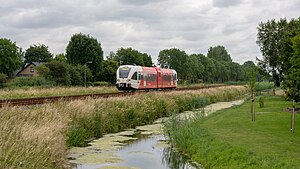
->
[15,62,44,77]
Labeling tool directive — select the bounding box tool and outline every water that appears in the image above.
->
[69,99,245,169]
[70,131,200,169]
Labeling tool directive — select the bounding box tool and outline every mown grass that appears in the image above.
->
[0,86,247,168]
[165,96,300,168]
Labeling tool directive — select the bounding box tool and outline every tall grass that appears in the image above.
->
[0,86,118,99]
[0,86,247,168]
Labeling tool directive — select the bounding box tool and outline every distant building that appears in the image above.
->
[15,62,44,77]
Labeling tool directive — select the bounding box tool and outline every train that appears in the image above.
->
[116,65,177,91]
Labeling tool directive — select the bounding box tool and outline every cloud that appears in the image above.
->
[0,0,299,64]
[212,0,243,8]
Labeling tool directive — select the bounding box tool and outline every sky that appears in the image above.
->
[0,0,299,64]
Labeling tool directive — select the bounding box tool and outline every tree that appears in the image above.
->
[99,60,119,84]
[198,56,216,83]
[184,54,205,83]
[257,18,289,87]
[207,45,232,62]
[242,61,256,81]
[157,48,187,81]
[68,65,83,86]
[45,61,71,86]
[283,34,300,102]
[112,47,152,66]
[0,38,23,77]
[24,44,53,63]
[54,53,67,62]
[66,33,103,80]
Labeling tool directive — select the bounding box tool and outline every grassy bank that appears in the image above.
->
[165,96,300,168]
[0,86,247,168]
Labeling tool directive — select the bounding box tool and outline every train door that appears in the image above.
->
[143,73,147,88]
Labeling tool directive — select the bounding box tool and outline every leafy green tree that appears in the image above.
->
[54,53,67,62]
[74,64,93,86]
[184,54,205,83]
[112,47,152,66]
[66,33,103,80]
[257,18,289,87]
[242,61,256,81]
[0,38,23,77]
[207,45,232,62]
[158,48,187,81]
[35,64,50,77]
[45,61,71,86]
[283,34,300,102]
[100,60,119,84]
[229,62,243,81]
[68,65,83,86]
[141,53,153,66]
[24,44,53,63]
[198,56,216,83]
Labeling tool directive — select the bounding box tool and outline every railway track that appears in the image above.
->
[0,85,228,107]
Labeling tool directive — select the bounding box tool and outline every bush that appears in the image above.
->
[93,81,111,86]
[256,82,274,92]
[0,73,7,88]
[259,97,265,108]
[8,76,55,87]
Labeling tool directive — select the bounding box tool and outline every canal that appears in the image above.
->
[68,99,244,169]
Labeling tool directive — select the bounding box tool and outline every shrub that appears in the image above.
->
[8,76,55,88]
[0,73,7,88]
[256,82,274,92]
[93,81,111,86]
[259,97,265,108]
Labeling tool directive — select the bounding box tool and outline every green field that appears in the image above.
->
[165,96,300,168]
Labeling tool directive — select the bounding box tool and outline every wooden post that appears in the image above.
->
[291,100,295,133]
[253,98,255,121]
[251,92,255,121]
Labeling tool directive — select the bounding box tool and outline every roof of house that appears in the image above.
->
[15,62,45,76]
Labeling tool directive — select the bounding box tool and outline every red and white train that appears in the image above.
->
[116,65,177,91]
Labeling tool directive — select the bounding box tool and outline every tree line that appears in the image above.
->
[0,32,267,88]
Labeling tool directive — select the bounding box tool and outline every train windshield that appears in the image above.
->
[119,67,131,78]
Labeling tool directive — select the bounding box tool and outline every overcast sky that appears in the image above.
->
[1,0,299,64]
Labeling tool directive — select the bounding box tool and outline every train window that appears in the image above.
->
[138,72,142,80]
[119,67,131,78]
[149,74,156,81]
[163,75,171,81]
[173,73,177,80]
[131,72,137,80]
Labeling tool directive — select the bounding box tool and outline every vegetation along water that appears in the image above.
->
[0,85,247,168]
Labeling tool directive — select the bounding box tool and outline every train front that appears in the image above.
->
[116,65,141,91]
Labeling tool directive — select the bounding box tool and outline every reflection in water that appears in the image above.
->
[162,146,203,169]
